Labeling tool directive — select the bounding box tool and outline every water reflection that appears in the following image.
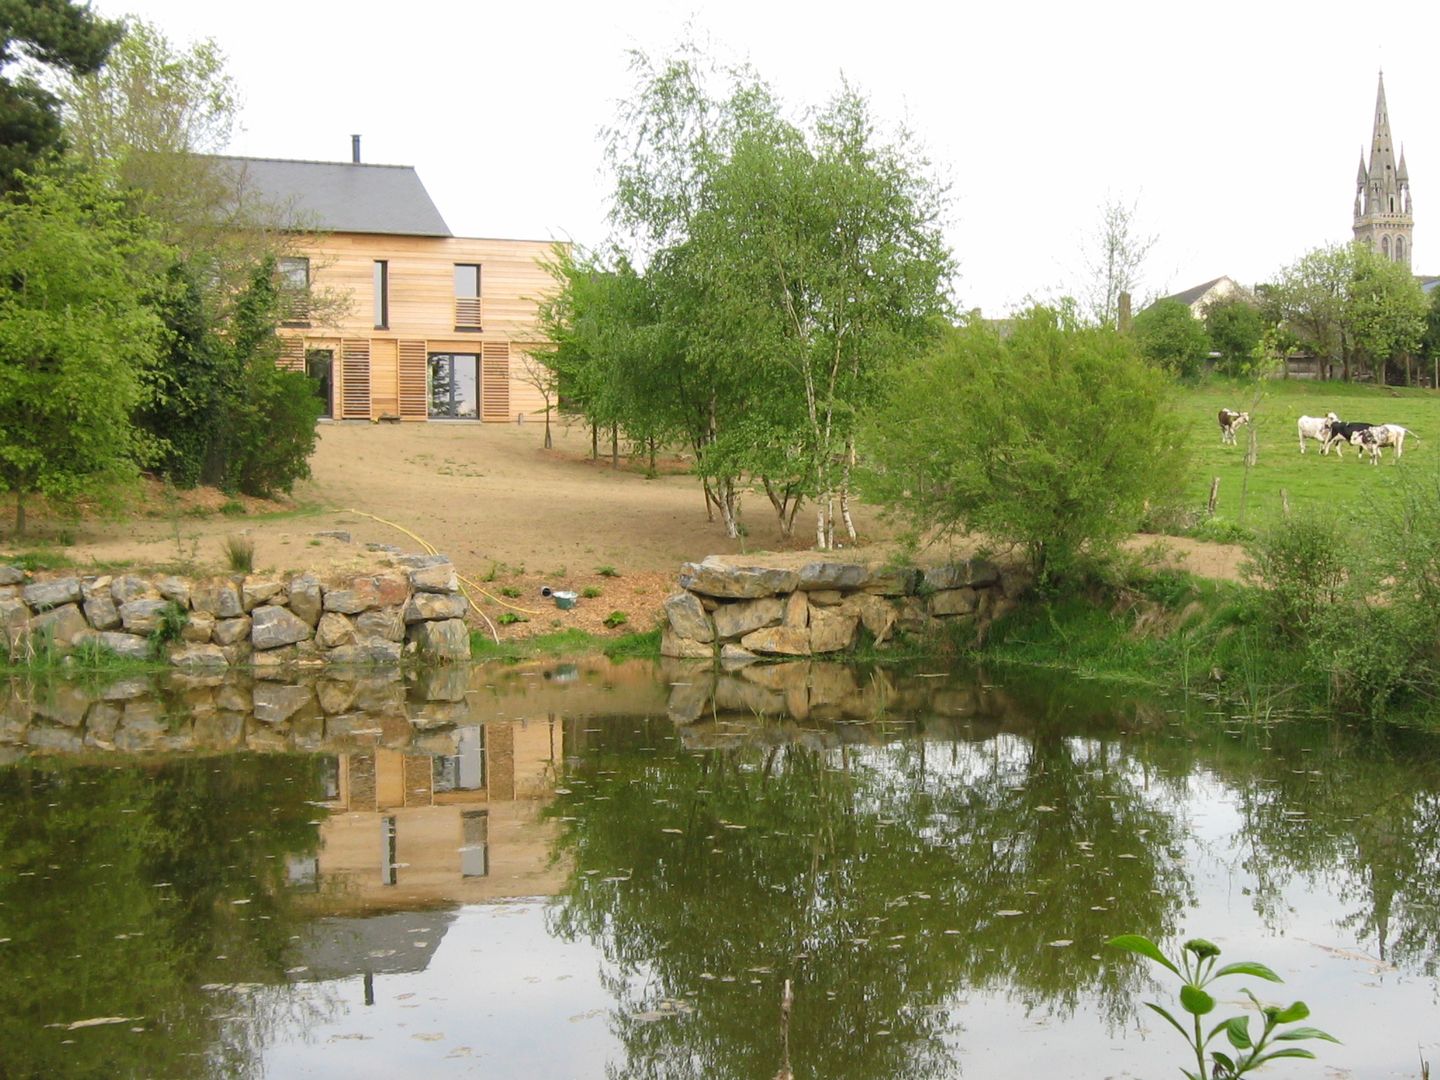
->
[0,660,1437,1077]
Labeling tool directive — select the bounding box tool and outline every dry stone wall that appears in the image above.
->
[0,554,472,668]
[662,554,1024,660]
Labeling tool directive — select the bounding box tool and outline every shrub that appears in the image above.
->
[603,610,629,628]
[1133,299,1211,380]
[1242,512,1351,644]
[582,586,602,599]
[596,565,620,578]
[224,533,254,573]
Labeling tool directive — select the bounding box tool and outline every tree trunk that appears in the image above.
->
[14,491,24,538]
[543,407,553,450]
[611,424,619,470]
[590,423,598,461]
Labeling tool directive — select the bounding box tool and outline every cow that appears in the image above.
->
[1322,420,1376,458]
[1298,413,1338,454]
[1351,427,1384,465]
[1350,423,1418,462]
[1218,408,1250,445]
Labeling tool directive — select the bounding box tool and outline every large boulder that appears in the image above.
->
[89,631,151,661]
[31,604,89,648]
[241,576,284,612]
[660,627,713,659]
[357,607,407,642]
[111,575,159,605]
[252,683,316,725]
[922,560,1001,591]
[23,577,82,610]
[83,595,121,631]
[0,565,24,586]
[402,592,467,623]
[841,593,898,642]
[315,612,356,649]
[929,587,978,617]
[287,574,323,625]
[154,576,192,606]
[712,597,784,641]
[679,558,799,599]
[181,611,215,643]
[808,608,858,654]
[119,598,170,634]
[193,581,243,619]
[250,605,312,650]
[409,563,459,594]
[169,643,228,669]
[797,561,869,591]
[739,625,811,656]
[407,618,470,661]
[212,616,252,646]
[663,592,714,643]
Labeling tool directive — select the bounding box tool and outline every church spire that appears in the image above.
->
[1353,71,1413,265]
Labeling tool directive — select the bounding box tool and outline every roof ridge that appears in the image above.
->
[207,153,418,171]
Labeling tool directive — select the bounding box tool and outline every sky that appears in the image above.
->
[89,0,1440,315]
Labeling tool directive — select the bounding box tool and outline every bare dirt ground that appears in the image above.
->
[7,420,1248,638]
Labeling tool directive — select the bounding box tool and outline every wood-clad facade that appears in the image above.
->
[277,232,557,424]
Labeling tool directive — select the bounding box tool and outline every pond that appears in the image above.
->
[1,658,1436,1079]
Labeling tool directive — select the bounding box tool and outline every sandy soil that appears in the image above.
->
[10,420,1249,637]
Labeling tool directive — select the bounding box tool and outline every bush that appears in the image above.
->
[603,610,629,628]
[1133,299,1210,380]
[224,533,254,573]
[863,306,1189,585]
[1242,512,1350,643]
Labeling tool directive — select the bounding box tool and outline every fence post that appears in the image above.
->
[1207,477,1220,516]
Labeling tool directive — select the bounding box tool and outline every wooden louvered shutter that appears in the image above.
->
[340,340,372,420]
[481,342,510,422]
[398,340,428,419]
[278,337,304,372]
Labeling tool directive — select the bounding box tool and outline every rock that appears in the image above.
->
[739,625,811,656]
[316,679,356,714]
[169,643,228,669]
[406,618,470,661]
[219,642,252,666]
[929,587,978,616]
[315,612,356,649]
[312,530,351,543]
[241,576,284,611]
[415,665,470,702]
[192,712,245,749]
[31,604,89,648]
[660,626,714,659]
[212,616,252,646]
[34,683,92,727]
[679,558,799,599]
[181,611,215,643]
[713,676,784,716]
[807,589,844,607]
[193,581,243,618]
[111,575,160,605]
[797,561,869,591]
[85,701,123,740]
[327,640,405,664]
[81,576,112,601]
[250,605,312,650]
[894,597,937,635]
[90,631,151,661]
[922,559,1001,591]
[83,595,121,631]
[409,563,459,594]
[719,643,759,666]
[663,591,714,642]
[396,553,452,568]
[402,592,466,623]
[783,591,809,629]
[1001,570,1033,601]
[323,580,379,614]
[287,574,323,625]
[357,607,406,641]
[216,684,252,713]
[809,608,858,654]
[0,585,18,600]
[712,597,784,641]
[119,598,170,634]
[252,682,316,725]
[28,726,83,753]
[666,675,714,724]
[0,597,28,642]
[739,661,810,693]
[841,593,898,642]
[23,577,82,610]
[0,564,24,586]
[370,573,410,607]
[154,576,192,606]
[862,566,922,596]
[366,542,402,554]
[408,701,469,729]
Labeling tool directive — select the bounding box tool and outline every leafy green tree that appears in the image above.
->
[1204,297,1264,377]
[0,0,121,191]
[862,306,1188,583]
[0,165,166,534]
[1348,246,1427,384]
[1133,299,1211,379]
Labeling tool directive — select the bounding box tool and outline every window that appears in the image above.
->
[306,349,334,418]
[1397,236,1407,263]
[373,260,389,329]
[460,810,489,878]
[278,256,311,326]
[454,263,481,330]
[428,353,479,418]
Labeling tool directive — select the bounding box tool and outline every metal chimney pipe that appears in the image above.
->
[351,135,361,164]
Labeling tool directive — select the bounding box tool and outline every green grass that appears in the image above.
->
[470,626,661,661]
[1175,377,1439,533]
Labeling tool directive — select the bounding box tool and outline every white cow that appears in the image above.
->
[1351,423,1417,462]
[1297,412,1338,454]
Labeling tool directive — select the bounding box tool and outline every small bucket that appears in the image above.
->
[552,590,578,610]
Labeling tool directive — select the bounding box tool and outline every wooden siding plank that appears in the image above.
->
[278,336,304,372]
[341,339,372,420]
[398,340,428,420]
[370,339,398,419]
[481,341,510,422]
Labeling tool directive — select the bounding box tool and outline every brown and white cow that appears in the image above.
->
[1218,408,1250,445]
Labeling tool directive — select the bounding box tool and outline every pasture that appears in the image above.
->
[1178,378,1439,532]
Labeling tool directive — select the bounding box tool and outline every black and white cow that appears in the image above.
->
[1349,423,1418,463]
[1322,420,1376,458]
[1218,408,1250,445]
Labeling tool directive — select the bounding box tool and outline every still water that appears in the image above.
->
[1,658,1437,1079]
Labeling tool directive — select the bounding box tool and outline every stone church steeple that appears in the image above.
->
[1353,71,1413,265]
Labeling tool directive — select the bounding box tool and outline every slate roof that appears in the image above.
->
[1159,276,1231,308]
[211,155,452,237]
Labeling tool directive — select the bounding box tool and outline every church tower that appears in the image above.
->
[1353,71,1413,265]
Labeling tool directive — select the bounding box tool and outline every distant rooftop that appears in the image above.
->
[210,155,452,237]
[1158,276,1234,308]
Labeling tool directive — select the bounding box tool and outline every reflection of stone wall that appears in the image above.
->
[0,555,471,669]
[662,554,1024,660]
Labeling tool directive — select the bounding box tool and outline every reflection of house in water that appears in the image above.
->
[307,717,567,913]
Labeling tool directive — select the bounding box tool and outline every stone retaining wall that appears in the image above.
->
[0,554,472,669]
[662,553,1026,660]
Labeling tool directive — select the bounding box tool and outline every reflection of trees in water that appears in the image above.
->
[0,755,332,1079]
[546,714,1188,1080]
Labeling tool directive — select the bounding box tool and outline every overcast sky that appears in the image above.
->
[91,0,1439,314]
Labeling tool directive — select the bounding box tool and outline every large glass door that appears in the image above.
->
[305,349,333,418]
[428,353,479,418]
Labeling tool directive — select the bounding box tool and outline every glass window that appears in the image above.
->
[279,256,310,289]
[277,256,311,325]
[428,353,479,419]
[305,349,333,418]
[373,260,388,329]
[454,264,480,298]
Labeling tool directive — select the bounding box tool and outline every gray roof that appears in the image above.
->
[211,155,452,237]
[1159,276,1231,308]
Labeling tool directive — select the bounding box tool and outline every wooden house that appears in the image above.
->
[215,152,558,423]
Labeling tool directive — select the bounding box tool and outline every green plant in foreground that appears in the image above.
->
[596,565,619,578]
[1107,935,1338,1079]
[224,533,255,573]
[603,610,628,628]
[581,586,602,599]
[148,601,189,660]
[497,612,527,626]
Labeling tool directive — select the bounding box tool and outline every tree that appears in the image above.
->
[0,0,121,191]
[862,306,1189,584]
[1081,195,1155,328]
[1204,297,1265,377]
[516,350,559,449]
[0,165,166,534]
[1132,299,1210,379]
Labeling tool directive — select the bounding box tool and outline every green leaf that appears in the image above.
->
[1271,1001,1310,1024]
[1107,934,1180,976]
[1251,1048,1318,1066]
[1180,983,1216,1016]
[1213,961,1283,982]
[1275,1026,1341,1044]
[1210,1050,1236,1074]
[1144,1002,1190,1039]
[1223,1015,1252,1049]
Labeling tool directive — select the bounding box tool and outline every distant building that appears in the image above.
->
[1353,72,1413,266]
[1154,275,1245,320]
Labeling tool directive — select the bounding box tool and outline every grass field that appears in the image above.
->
[1176,377,1439,534]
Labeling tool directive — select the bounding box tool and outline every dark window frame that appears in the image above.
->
[373,260,389,330]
